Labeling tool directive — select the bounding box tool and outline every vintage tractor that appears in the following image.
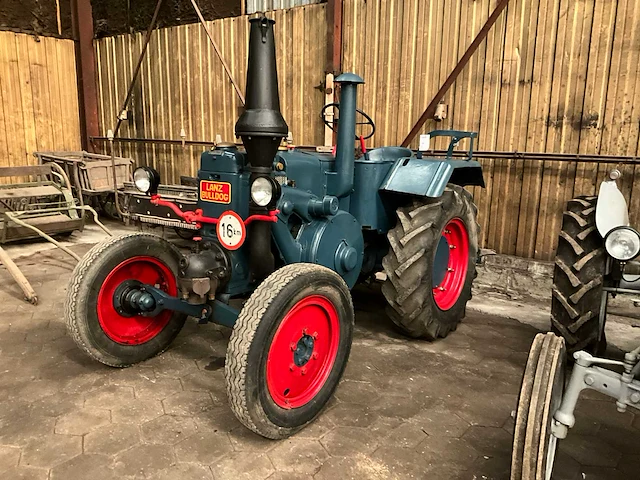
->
[511,170,640,478]
[65,16,484,439]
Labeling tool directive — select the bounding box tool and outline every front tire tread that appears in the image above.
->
[64,233,186,368]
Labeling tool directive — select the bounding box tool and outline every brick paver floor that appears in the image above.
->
[0,243,638,479]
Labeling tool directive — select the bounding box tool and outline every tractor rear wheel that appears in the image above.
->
[225,263,354,439]
[551,196,606,355]
[65,233,187,367]
[382,185,479,339]
[511,332,566,480]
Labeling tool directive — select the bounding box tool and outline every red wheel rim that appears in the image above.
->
[97,256,177,345]
[266,295,340,409]
[432,218,469,311]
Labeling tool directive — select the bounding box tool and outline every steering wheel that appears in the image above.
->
[320,103,376,140]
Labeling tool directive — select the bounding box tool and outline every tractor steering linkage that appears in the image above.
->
[151,194,279,228]
[114,279,241,328]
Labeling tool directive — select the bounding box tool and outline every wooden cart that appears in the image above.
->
[0,164,84,243]
[34,151,132,217]
[0,163,112,304]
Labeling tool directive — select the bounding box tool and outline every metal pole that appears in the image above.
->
[431,150,640,165]
[401,0,511,147]
[189,0,246,106]
[108,0,164,215]
[107,130,125,219]
[91,136,218,147]
[89,137,640,165]
[113,0,165,138]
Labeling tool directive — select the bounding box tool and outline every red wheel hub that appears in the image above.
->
[266,295,340,409]
[97,256,177,345]
[433,218,469,311]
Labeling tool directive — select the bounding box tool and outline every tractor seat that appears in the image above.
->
[366,146,413,162]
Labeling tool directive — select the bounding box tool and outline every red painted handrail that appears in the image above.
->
[244,210,280,225]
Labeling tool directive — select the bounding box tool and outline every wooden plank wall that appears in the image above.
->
[94,0,640,261]
[0,32,81,179]
[342,0,640,261]
[94,4,327,185]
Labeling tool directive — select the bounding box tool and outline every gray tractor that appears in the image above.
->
[511,169,640,479]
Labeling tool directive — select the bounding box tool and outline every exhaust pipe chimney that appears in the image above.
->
[235,17,288,282]
[236,17,288,165]
[333,73,364,199]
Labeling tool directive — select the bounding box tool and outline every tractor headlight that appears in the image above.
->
[133,167,160,195]
[251,176,275,207]
[605,226,640,261]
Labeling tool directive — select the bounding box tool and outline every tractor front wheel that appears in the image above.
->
[511,333,566,480]
[551,196,607,355]
[382,185,479,339]
[225,263,354,439]
[65,233,187,367]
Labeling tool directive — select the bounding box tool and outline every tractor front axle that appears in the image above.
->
[114,279,213,321]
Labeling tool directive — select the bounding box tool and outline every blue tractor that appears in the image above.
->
[65,17,485,439]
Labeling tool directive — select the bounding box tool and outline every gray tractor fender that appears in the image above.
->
[379,158,484,198]
[595,179,629,237]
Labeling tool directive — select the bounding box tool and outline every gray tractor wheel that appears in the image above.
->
[511,332,566,480]
[381,185,479,339]
[551,196,606,355]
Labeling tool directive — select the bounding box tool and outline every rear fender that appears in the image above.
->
[379,158,484,198]
[595,179,629,237]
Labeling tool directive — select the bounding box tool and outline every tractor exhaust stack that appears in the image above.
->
[235,17,288,162]
[235,17,288,281]
[333,73,364,198]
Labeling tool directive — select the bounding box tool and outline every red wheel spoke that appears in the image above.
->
[97,256,177,345]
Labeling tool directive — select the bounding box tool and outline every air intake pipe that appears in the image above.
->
[235,17,288,282]
[333,73,364,198]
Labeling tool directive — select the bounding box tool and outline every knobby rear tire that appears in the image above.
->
[381,185,479,339]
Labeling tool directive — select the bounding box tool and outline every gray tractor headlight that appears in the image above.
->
[251,177,274,207]
[133,167,160,195]
[605,226,640,261]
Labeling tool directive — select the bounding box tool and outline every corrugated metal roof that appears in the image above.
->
[246,0,323,15]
